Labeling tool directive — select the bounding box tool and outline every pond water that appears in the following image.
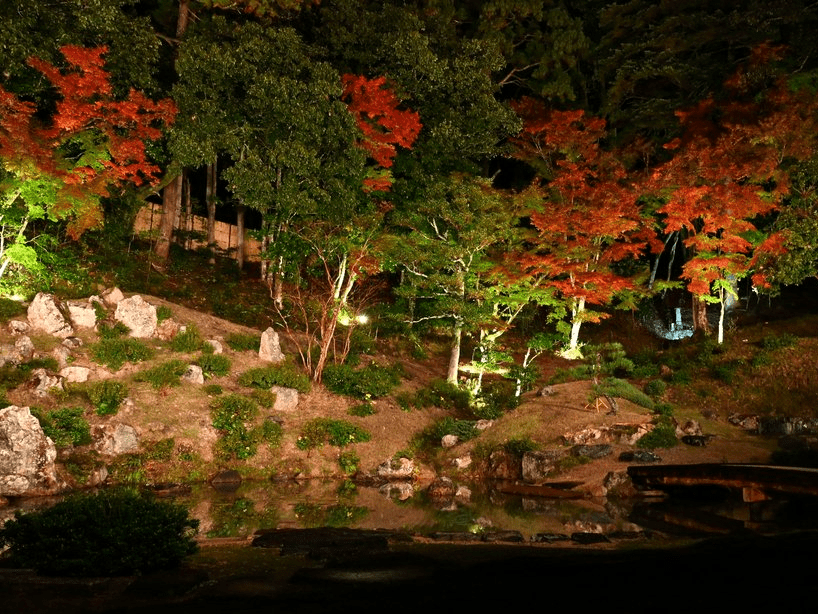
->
[5,478,818,543]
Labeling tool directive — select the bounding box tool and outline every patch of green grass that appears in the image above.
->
[0,297,26,321]
[156,305,173,323]
[251,388,276,408]
[135,359,188,389]
[90,338,154,371]
[322,362,403,400]
[197,353,231,378]
[410,379,471,411]
[502,437,538,457]
[170,325,206,353]
[210,394,260,460]
[31,407,92,447]
[225,332,260,352]
[97,321,131,339]
[296,418,372,450]
[85,380,129,416]
[239,364,311,393]
[592,377,655,410]
[760,332,799,351]
[347,402,376,417]
[203,384,223,396]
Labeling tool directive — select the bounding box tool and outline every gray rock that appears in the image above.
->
[182,364,204,384]
[8,320,29,335]
[114,295,157,338]
[60,366,91,383]
[0,405,65,496]
[441,434,459,448]
[206,339,223,354]
[259,327,285,363]
[31,368,63,397]
[27,292,74,338]
[522,449,564,483]
[271,386,299,412]
[67,301,97,328]
[102,287,124,306]
[14,336,34,360]
[94,423,139,456]
[571,444,613,459]
[376,457,415,480]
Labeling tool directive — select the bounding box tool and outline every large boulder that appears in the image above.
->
[271,386,299,412]
[27,292,74,339]
[0,405,65,496]
[114,295,157,338]
[259,327,285,363]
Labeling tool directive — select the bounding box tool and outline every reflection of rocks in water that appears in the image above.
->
[379,481,414,501]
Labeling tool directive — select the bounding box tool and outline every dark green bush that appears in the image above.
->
[226,332,260,352]
[90,338,154,371]
[97,321,130,339]
[135,359,187,389]
[86,380,129,416]
[31,407,91,448]
[170,325,206,353]
[0,488,199,576]
[211,394,260,460]
[593,377,654,410]
[156,305,173,323]
[348,402,376,417]
[251,388,276,408]
[637,420,678,449]
[503,437,538,456]
[0,297,26,321]
[239,365,311,393]
[204,383,223,395]
[760,333,798,351]
[296,418,371,450]
[197,353,231,377]
[412,379,471,411]
[473,379,519,420]
[322,362,402,400]
[422,417,479,445]
[643,379,668,399]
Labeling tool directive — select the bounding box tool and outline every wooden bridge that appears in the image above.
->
[627,464,818,502]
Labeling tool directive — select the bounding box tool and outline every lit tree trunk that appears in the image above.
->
[692,295,709,334]
[236,204,245,270]
[153,173,182,262]
[566,296,586,357]
[153,0,189,265]
[717,286,726,344]
[206,160,217,265]
[447,322,462,385]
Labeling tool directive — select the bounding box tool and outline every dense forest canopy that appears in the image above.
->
[1,0,817,383]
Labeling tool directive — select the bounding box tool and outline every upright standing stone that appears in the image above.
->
[259,327,285,363]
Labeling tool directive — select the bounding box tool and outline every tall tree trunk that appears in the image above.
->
[206,160,217,265]
[236,204,245,271]
[153,0,190,265]
[692,295,709,334]
[153,173,182,262]
[446,322,462,385]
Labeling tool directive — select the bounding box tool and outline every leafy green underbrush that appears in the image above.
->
[170,324,206,353]
[637,418,678,449]
[592,377,655,411]
[226,332,261,352]
[90,337,154,371]
[85,380,129,416]
[296,418,371,450]
[400,378,471,412]
[135,359,188,389]
[0,488,199,576]
[239,364,311,393]
[31,406,92,447]
[197,352,231,377]
[322,362,403,400]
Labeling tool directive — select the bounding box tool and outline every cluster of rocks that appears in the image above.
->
[0,290,292,500]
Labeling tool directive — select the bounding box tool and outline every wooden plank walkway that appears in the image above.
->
[627,464,818,502]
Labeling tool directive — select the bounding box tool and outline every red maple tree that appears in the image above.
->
[510,97,660,354]
[650,45,818,340]
[0,46,176,238]
[341,74,421,192]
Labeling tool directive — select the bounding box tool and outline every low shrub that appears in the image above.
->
[637,420,678,449]
[90,338,154,371]
[412,379,471,411]
[643,379,668,399]
[31,407,91,447]
[296,418,371,450]
[348,402,376,417]
[0,488,199,576]
[97,321,130,339]
[135,359,187,389]
[0,297,25,321]
[259,419,283,448]
[197,353,231,378]
[503,437,538,456]
[422,417,479,445]
[593,377,654,410]
[226,332,260,352]
[251,388,276,408]
[760,332,798,351]
[239,365,311,393]
[338,450,360,475]
[85,380,129,416]
[156,305,173,323]
[170,325,206,353]
[473,379,519,420]
[322,362,403,400]
[211,394,260,460]
[204,384,223,395]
